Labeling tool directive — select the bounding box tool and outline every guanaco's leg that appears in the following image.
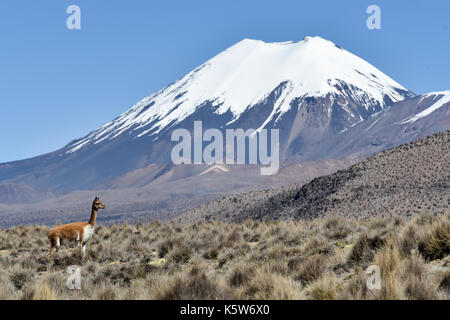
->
[48,247,55,257]
[48,235,59,257]
[78,241,87,258]
[82,242,86,258]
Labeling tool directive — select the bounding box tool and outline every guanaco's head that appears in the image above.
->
[93,196,106,210]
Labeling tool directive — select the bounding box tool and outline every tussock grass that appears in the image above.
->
[418,218,450,261]
[0,212,448,300]
[295,254,328,284]
[306,274,341,300]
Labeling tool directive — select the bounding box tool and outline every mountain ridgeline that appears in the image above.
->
[3,36,444,193]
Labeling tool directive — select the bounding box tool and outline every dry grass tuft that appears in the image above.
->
[439,270,450,294]
[348,230,386,266]
[306,274,341,300]
[295,254,328,284]
[418,218,450,261]
[34,282,57,300]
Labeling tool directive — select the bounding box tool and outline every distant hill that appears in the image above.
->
[176,131,450,223]
[0,183,59,204]
[0,158,356,227]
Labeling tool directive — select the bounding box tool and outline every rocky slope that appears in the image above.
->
[176,131,450,223]
[0,157,358,227]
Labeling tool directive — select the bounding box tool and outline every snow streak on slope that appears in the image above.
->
[400,91,450,124]
[67,36,410,154]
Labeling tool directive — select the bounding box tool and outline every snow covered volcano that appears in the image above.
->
[1,36,428,192]
[68,36,412,153]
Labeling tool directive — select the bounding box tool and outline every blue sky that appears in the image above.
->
[0,0,449,163]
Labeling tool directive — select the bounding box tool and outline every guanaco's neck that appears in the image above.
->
[89,207,97,226]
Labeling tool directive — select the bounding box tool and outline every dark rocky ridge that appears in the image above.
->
[176,131,450,223]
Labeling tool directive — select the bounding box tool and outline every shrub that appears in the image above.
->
[374,240,403,300]
[348,231,386,265]
[418,219,450,261]
[307,274,341,300]
[295,254,328,284]
[10,269,31,290]
[167,244,191,264]
[33,282,57,300]
[153,271,233,300]
[244,267,301,299]
[228,263,253,287]
[399,225,418,257]
[157,238,181,258]
[439,271,450,294]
